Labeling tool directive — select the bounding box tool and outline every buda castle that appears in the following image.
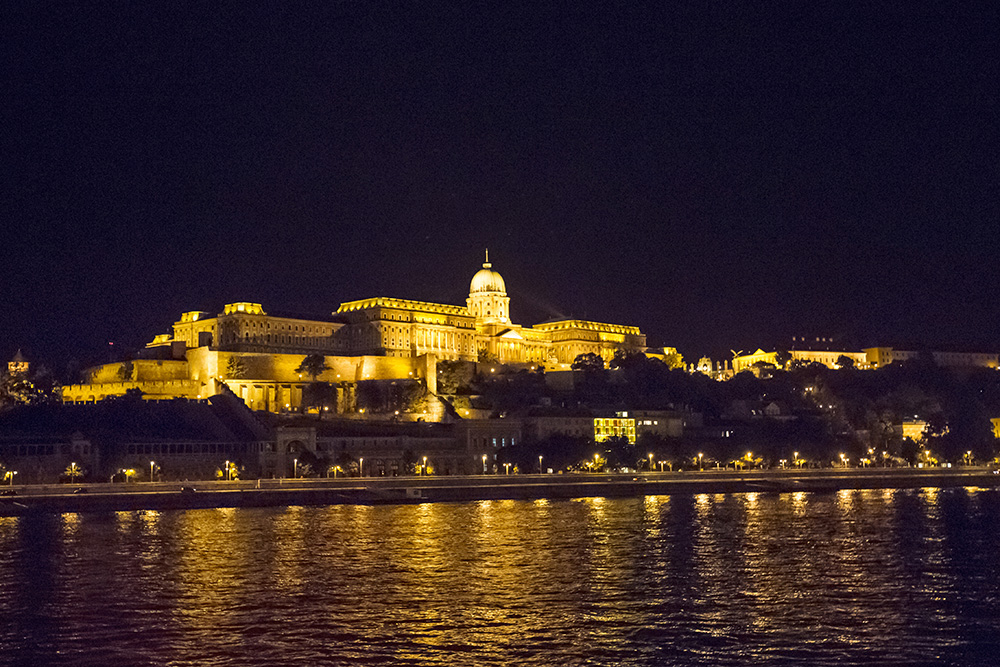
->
[62,254,646,413]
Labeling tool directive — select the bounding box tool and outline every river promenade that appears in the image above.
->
[2,467,998,516]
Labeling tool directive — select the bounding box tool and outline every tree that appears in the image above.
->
[836,355,856,370]
[123,387,145,401]
[571,352,605,373]
[0,369,59,411]
[302,382,336,414]
[400,449,417,475]
[117,361,135,382]
[296,354,331,381]
[64,462,85,483]
[774,350,792,370]
[750,361,777,379]
[478,349,500,365]
[663,351,685,370]
[437,360,475,394]
[399,381,427,413]
[226,355,249,379]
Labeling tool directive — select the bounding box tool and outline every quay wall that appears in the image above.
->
[2,468,999,516]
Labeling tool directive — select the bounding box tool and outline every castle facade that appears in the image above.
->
[62,254,646,413]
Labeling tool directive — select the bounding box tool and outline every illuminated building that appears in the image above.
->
[333,252,645,365]
[733,346,998,374]
[862,348,998,369]
[7,350,29,376]
[732,348,868,373]
[62,252,647,413]
[590,410,685,444]
[594,412,636,443]
[901,419,928,442]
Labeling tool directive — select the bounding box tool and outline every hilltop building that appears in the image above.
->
[62,253,647,414]
[732,346,998,374]
[7,350,29,376]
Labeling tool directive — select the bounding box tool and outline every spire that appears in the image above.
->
[483,248,491,268]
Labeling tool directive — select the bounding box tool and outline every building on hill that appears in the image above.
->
[733,346,998,374]
[733,348,869,373]
[62,253,648,414]
[7,350,29,376]
[863,347,998,369]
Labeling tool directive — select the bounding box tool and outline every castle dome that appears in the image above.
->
[469,251,506,294]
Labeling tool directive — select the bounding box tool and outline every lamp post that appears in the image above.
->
[504,462,511,475]
[293,458,298,478]
[7,471,16,486]
[225,460,230,481]
[422,456,428,476]
[648,453,654,472]
[794,451,799,468]
[658,460,664,472]
[538,455,543,474]
[594,453,600,472]
[150,461,155,482]
[482,454,487,474]
[698,452,703,471]
[359,457,364,477]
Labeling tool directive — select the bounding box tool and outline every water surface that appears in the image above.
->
[2,488,999,665]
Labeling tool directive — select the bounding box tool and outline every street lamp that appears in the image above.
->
[594,453,600,472]
[150,461,155,482]
[7,471,16,486]
[422,456,428,476]
[658,460,664,472]
[698,452,703,471]
[648,453,654,472]
[293,458,298,478]
[359,457,364,477]
[538,455,543,474]
[482,454,488,473]
[794,451,800,468]
[225,460,230,481]
[504,462,511,475]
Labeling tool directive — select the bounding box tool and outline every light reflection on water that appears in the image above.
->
[2,490,1000,665]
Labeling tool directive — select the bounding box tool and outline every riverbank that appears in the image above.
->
[2,467,998,516]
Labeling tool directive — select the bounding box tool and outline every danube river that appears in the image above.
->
[2,488,999,666]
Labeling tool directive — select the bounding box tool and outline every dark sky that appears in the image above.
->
[3,1,998,372]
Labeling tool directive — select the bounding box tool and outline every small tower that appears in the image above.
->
[8,349,29,376]
[467,249,510,324]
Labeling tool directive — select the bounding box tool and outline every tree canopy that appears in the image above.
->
[296,354,331,381]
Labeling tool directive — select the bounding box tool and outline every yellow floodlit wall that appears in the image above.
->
[594,417,636,443]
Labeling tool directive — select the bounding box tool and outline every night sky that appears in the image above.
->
[3,1,998,373]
